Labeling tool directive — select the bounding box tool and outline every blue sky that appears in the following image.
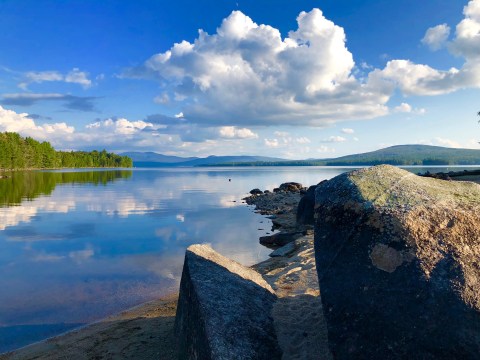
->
[0,0,479,158]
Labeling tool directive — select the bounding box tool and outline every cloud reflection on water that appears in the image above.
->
[0,166,353,352]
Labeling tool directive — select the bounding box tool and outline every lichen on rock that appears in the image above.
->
[314,165,480,359]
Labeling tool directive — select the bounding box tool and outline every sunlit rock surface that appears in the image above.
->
[314,165,480,359]
[175,244,281,360]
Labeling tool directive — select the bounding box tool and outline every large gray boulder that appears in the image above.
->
[175,244,282,360]
[314,165,480,359]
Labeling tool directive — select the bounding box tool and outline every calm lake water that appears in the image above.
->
[0,165,476,353]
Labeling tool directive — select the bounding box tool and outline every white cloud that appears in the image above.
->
[422,24,451,51]
[218,126,258,139]
[393,102,426,115]
[341,128,354,134]
[394,103,413,113]
[65,68,92,88]
[373,1,480,96]
[0,105,74,140]
[127,9,390,127]
[86,118,155,135]
[274,131,290,137]
[449,0,480,58]
[295,136,311,144]
[371,60,465,96]
[24,71,63,83]
[19,68,92,89]
[322,135,346,143]
[434,137,462,148]
[174,112,184,118]
[264,138,279,147]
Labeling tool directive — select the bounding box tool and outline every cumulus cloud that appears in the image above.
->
[126,9,390,127]
[394,103,413,113]
[19,68,92,89]
[122,3,480,129]
[422,24,451,50]
[373,0,480,96]
[65,68,92,88]
[218,126,258,139]
[341,128,354,134]
[86,118,155,135]
[449,0,480,58]
[393,102,426,114]
[0,105,74,140]
[1,93,98,112]
[264,138,279,147]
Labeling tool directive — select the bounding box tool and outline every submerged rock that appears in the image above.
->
[314,165,480,359]
[175,244,281,360]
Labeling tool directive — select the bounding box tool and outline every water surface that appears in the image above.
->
[0,165,477,352]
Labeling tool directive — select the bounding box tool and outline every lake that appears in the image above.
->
[0,165,475,353]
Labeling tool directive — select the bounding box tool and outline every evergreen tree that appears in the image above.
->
[0,132,132,170]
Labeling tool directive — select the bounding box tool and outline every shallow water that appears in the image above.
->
[0,165,477,352]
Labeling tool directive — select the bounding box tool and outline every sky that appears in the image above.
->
[0,0,479,159]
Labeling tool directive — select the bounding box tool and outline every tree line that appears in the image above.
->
[0,132,132,170]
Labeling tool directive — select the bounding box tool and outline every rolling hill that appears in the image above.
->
[122,153,287,167]
[123,145,480,167]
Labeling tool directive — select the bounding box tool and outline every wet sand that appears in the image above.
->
[0,294,179,360]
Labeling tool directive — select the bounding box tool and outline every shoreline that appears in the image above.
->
[1,184,311,359]
[4,170,480,359]
[0,293,180,360]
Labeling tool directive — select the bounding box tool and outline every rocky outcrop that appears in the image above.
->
[249,188,263,195]
[314,165,480,359]
[296,181,327,225]
[278,182,304,192]
[175,244,281,360]
[259,231,305,247]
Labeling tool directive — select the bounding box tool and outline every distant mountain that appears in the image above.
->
[123,145,480,167]
[176,155,286,166]
[321,145,480,166]
[123,152,287,167]
[120,152,197,163]
[200,145,480,167]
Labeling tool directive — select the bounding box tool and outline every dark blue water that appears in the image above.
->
[0,165,476,353]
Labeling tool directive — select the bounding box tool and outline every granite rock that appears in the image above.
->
[314,165,480,359]
[175,244,281,360]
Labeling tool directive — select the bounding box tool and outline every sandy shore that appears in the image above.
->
[0,294,179,360]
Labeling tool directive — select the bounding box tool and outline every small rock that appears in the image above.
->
[260,231,304,247]
[250,188,263,195]
[269,242,297,257]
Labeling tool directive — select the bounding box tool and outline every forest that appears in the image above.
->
[0,132,132,170]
